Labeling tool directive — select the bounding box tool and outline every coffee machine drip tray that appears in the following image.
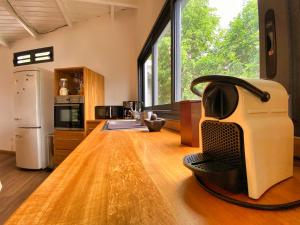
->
[183,153,247,193]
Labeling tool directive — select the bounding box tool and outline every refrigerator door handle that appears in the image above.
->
[18,126,41,129]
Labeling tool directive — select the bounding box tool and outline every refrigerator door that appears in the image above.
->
[14,70,41,127]
[15,128,44,169]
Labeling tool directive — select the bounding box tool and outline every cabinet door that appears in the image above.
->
[53,130,85,165]
[86,121,101,136]
[14,71,41,127]
[53,149,72,165]
[15,128,43,169]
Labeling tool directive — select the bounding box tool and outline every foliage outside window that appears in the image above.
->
[180,0,259,100]
[144,55,153,107]
[155,22,172,105]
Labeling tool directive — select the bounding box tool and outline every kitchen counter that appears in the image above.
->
[5,121,300,225]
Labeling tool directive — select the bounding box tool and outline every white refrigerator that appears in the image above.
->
[14,67,53,169]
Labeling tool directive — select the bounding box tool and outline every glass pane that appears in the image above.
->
[180,0,259,100]
[71,108,79,122]
[60,109,71,122]
[144,55,153,107]
[155,22,171,105]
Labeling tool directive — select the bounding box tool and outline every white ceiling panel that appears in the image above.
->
[0,0,138,46]
[9,0,67,33]
[0,4,29,44]
[65,1,109,23]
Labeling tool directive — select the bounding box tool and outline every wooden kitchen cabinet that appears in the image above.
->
[54,67,105,121]
[86,120,102,136]
[53,130,85,165]
[53,67,105,165]
[53,149,72,165]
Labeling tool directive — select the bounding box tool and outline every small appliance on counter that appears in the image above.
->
[54,95,84,130]
[144,113,165,132]
[59,78,68,96]
[95,106,124,119]
[183,75,298,210]
[123,101,143,119]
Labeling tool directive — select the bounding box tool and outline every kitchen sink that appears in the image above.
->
[104,120,146,130]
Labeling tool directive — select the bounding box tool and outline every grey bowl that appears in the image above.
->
[144,118,166,132]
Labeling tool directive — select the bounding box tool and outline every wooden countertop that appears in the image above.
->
[5,121,300,225]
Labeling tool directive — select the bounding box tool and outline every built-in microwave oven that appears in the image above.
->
[54,96,84,130]
[95,106,124,119]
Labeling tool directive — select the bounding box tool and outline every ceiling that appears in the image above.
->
[0,0,138,47]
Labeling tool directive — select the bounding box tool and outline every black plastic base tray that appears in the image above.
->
[183,153,244,193]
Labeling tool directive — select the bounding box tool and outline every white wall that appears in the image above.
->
[0,47,14,151]
[0,1,166,151]
[10,10,138,105]
[136,0,166,53]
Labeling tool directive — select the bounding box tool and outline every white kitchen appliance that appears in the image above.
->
[184,75,296,209]
[14,67,53,169]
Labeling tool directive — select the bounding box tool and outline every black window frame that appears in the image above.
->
[138,0,181,119]
[138,0,187,119]
[13,46,54,67]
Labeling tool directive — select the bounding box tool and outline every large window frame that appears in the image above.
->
[138,0,260,119]
[138,0,179,119]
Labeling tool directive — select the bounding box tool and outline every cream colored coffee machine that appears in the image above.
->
[184,75,293,202]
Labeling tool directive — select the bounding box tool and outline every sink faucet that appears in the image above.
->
[130,101,144,124]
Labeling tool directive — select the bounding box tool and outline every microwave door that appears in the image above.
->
[95,106,111,119]
[55,105,71,128]
[103,107,111,119]
[62,106,73,128]
[55,105,72,128]
[55,104,83,129]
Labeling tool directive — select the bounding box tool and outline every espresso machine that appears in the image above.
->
[183,75,299,210]
[123,101,143,119]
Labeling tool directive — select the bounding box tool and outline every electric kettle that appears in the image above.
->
[183,75,296,209]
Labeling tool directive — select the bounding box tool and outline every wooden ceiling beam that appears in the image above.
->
[73,0,138,9]
[110,5,115,21]
[55,0,72,27]
[1,0,38,38]
[0,36,9,48]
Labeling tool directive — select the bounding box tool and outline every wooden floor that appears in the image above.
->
[0,153,49,225]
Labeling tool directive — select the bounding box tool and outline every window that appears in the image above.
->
[142,22,172,107]
[155,22,172,105]
[143,22,172,107]
[13,46,54,66]
[138,0,259,117]
[144,54,153,107]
